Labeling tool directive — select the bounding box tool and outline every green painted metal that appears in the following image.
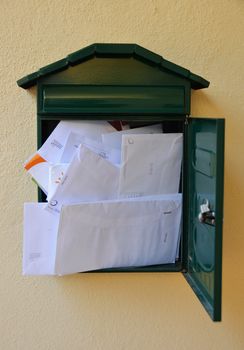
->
[17,71,39,89]
[37,57,191,86]
[96,43,135,56]
[161,58,189,78]
[181,120,189,271]
[35,53,193,116]
[39,85,188,116]
[68,44,96,65]
[184,117,224,321]
[39,58,69,76]
[17,43,209,90]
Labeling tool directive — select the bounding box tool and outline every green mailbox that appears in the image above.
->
[17,43,224,321]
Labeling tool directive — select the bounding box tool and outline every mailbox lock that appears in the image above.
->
[198,199,215,225]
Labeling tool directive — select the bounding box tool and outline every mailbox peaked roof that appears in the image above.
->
[17,43,209,90]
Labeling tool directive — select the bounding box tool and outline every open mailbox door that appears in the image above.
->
[184,118,225,321]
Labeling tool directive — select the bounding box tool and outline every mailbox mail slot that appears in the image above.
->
[18,43,224,321]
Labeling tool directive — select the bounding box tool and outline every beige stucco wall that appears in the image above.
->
[1,0,244,349]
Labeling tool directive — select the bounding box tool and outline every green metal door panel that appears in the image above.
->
[184,118,224,321]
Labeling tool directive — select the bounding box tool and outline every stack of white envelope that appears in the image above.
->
[23,120,183,275]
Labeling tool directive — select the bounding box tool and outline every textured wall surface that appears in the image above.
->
[1,1,244,349]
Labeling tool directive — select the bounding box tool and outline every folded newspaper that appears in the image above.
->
[23,120,183,275]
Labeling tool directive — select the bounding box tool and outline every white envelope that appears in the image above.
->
[47,163,69,201]
[38,120,115,164]
[47,144,120,214]
[102,123,162,158]
[24,153,50,194]
[118,133,183,198]
[55,194,182,275]
[23,203,59,275]
[81,137,120,165]
[60,132,120,165]
[59,132,85,163]
[24,120,115,193]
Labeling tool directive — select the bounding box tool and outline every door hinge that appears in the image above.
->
[185,115,190,125]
